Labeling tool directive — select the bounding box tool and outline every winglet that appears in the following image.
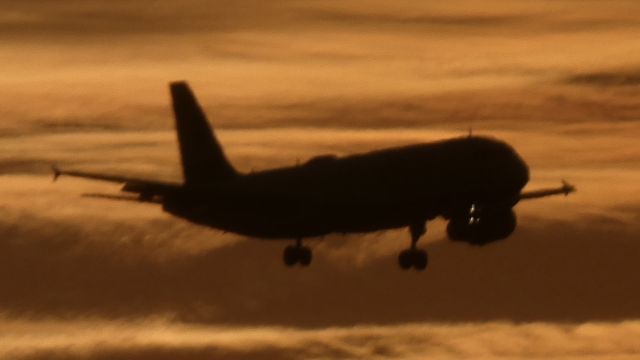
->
[52,165,61,182]
[561,179,576,196]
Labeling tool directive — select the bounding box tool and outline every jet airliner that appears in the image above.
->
[53,81,575,270]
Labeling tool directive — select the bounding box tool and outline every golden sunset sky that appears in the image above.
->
[1,1,640,359]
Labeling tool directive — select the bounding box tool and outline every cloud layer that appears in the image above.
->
[1,1,639,359]
[1,169,639,326]
[3,318,640,360]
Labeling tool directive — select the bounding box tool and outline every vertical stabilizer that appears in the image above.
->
[170,81,237,186]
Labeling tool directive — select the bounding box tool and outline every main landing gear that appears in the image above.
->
[283,238,312,267]
[398,222,428,271]
[282,224,429,270]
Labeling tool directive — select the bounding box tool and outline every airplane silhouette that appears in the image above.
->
[53,81,575,270]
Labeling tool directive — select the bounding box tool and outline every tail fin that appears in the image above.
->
[170,81,237,186]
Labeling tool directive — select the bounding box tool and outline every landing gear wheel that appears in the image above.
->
[283,242,313,267]
[298,246,312,266]
[283,245,298,267]
[397,249,429,270]
[398,250,413,270]
[413,249,428,270]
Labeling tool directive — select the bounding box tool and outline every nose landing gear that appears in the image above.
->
[398,222,429,270]
[283,238,312,267]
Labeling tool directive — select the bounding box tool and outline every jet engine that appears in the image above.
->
[446,206,516,245]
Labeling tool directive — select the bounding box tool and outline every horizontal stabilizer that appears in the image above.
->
[51,165,181,198]
[82,193,163,204]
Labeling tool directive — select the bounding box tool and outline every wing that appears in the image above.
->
[52,165,181,200]
[519,180,576,201]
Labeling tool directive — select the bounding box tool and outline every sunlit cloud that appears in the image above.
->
[2,318,640,360]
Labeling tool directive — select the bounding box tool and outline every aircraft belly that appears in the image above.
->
[165,188,431,239]
[216,188,434,238]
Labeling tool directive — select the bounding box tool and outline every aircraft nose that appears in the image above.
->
[513,154,530,189]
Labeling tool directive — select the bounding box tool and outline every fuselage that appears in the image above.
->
[163,136,529,239]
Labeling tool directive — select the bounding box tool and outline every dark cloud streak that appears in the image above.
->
[0,0,297,39]
[305,9,531,29]
[19,346,302,360]
[299,3,640,34]
[566,69,640,87]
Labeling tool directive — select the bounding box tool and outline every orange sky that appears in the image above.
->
[1,1,640,359]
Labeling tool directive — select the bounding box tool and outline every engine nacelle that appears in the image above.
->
[446,208,516,245]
